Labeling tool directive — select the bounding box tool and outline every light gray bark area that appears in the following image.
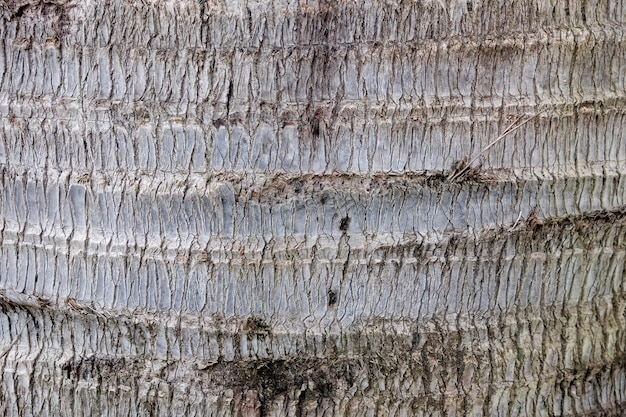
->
[1,0,626,415]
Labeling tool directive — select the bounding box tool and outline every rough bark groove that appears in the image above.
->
[1,0,626,415]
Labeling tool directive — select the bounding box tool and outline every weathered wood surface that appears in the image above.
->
[1,0,626,415]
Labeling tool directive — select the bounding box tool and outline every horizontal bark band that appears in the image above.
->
[1,292,625,416]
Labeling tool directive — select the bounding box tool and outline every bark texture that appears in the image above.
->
[1,0,626,415]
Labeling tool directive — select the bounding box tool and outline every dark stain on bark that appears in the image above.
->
[212,118,228,129]
[327,289,337,307]
[11,3,27,17]
[291,179,303,194]
[311,108,325,138]
[3,0,74,37]
[198,0,206,20]
[525,207,626,234]
[226,79,233,116]
[62,356,140,381]
[201,357,352,416]
[339,215,350,232]
[245,316,271,335]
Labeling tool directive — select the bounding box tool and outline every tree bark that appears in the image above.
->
[1,0,626,415]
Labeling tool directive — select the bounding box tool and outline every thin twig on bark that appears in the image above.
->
[448,108,547,182]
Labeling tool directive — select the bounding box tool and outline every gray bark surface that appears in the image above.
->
[1,0,626,415]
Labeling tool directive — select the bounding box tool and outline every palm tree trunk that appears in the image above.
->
[1,0,626,415]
